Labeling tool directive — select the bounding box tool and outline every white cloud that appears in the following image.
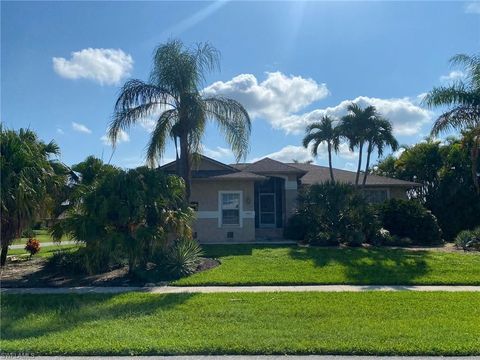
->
[71,122,92,134]
[343,162,356,171]
[203,146,233,159]
[203,71,329,131]
[251,145,315,163]
[56,128,64,135]
[465,2,480,14]
[440,70,466,83]
[101,129,130,145]
[288,96,433,136]
[53,48,133,85]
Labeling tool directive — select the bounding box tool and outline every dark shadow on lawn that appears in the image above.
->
[288,247,430,284]
[1,292,195,341]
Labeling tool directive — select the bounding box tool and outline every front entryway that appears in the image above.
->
[259,193,276,227]
[254,177,285,240]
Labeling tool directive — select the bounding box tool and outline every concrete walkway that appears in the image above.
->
[9,240,76,249]
[2,284,480,294]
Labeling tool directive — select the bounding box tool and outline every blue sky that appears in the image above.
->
[2,1,479,170]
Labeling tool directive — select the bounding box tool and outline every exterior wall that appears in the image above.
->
[190,179,256,243]
[388,187,409,200]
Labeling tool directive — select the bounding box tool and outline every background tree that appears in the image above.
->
[362,117,398,187]
[302,116,340,182]
[109,40,251,200]
[1,128,62,266]
[422,53,480,193]
[339,104,380,187]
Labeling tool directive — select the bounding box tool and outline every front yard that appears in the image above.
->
[175,244,480,286]
[1,292,478,355]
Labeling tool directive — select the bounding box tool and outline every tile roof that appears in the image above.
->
[239,158,307,174]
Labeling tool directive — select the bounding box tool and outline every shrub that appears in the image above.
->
[377,199,443,246]
[164,238,203,278]
[455,228,480,251]
[24,238,40,257]
[286,181,380,246]
[21,228,35,238]
[49,248,88,273]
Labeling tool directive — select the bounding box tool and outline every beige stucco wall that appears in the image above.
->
[388,187,409,200]
[190,179,256,243]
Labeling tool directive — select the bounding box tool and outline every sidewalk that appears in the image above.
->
[2,284,480,294]
[9,241,76,249]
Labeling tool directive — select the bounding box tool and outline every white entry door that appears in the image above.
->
[259,193,276,227]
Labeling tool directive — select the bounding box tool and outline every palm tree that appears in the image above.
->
[302,116,340,182]
[362,117,399,187]
[109,40,251,200]
[0,127,62,266]
[423,53,480,193]
[339,104,380,187]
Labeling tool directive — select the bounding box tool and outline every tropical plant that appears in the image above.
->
[455,227,480,251]
[24,238,41,258]
[302,116,340,182]
[51,166,194,274]
[109,40,251,200]
[423,53,480,193]
[339,104,381,187]
[0,127,62,266]
[164,237,204,277]
[362,117,398,187]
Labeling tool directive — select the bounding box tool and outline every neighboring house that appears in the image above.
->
[161,155,419,243]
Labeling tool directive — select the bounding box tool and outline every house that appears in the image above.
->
[160,155,419,243]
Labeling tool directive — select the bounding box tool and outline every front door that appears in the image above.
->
[259,193,276,227]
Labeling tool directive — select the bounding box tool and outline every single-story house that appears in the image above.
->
[161,155,419,243]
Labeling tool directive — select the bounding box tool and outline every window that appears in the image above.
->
[363,189,389,204]
[220,192,241,226]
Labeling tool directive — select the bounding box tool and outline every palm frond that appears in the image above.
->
[146,109,177,168]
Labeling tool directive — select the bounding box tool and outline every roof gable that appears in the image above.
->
[243,157,306,174]
[160,154,239,172]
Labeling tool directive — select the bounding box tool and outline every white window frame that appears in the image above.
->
[218,191,243,228]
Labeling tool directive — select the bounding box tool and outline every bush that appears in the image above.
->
[455,228,480,251]
[285,181,380,246]
[24,238,40,257]
[21,228,35,238]
[377,199,443,246]
[49,248,88,273]
[164,238,203,278]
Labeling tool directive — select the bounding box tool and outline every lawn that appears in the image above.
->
[7,244,80,258]
[1,292,478,355]
[12,229,71,245]
[174,245,480,286]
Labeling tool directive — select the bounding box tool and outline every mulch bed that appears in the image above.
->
[0,257,219,288]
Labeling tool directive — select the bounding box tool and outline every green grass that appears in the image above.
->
[1,292,478,355]
[12,229,71,245]
[8,244,80,258]
[174,245,480,286]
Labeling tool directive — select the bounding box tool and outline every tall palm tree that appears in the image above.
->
[339,104,379,187]
[302,116,340,182]
[423,53,480,193]
[109,40,251,200]
[1,127,62,266]
[362,117,399,187]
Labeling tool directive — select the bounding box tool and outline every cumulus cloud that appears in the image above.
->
[465,1,480,14]
[203,146,233,159]
[53,48,133,85]
[56,128,64,135]
[440,70,466,83]
[71,122,92,134]
[203,71,329,131]
[101,129,130,145]
[289,96,433,136]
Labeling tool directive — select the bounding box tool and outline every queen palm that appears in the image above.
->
[362,117,398,187]
[108,40,251,199]
[339,104,379,187]
[423,53,480,193]
[302,116,340,182]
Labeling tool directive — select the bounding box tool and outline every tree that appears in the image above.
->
[302,116,340,182]
[362,117,398,187]
[1,127,62,266]
[109,40,251,200]
[339,104,380,187]
[423,53,480,193]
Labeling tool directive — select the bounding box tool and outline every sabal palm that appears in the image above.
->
[0,127,61,266]
[109,40,251,199]
[339,104,379,186]
[302,116,340,182]
[362,118,398,187]
[423,53,480,193]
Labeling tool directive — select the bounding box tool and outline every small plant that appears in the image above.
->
[24,238,41,258]
[164,238,203,278]
[455,228,480,251]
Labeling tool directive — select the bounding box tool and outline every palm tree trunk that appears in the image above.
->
[179,134,192,201]
[355,141,364,187]
[1,241,9,267]
[471,136,480,194]
[327,142,335,182]
[362,142,373,188]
